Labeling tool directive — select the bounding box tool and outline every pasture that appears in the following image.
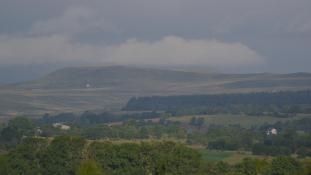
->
[169,114,311,128]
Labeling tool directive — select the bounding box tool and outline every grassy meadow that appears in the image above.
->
[169,114,311,128]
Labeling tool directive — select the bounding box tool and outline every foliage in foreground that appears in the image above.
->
[0,137,200,175]
[0,136,310,175]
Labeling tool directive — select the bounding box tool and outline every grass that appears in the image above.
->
[198,149,233,162]
[169,114,311,128]
[197,149,272,164]
[224,152,272,165]
[91,138,187,144]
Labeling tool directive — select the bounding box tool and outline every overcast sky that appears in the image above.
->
[0,0,311,75]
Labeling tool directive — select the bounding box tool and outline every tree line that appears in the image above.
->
[123,91,311,116]
[2,116,311,158]
[38,111,162,125]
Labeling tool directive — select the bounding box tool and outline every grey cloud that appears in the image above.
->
[0,35,263,68]
[0,0,310,72]
[31,6,118,36]
[3,0,311,36]
[105,36,264,67]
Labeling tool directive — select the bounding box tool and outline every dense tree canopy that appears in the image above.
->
[123,91,311,116]
[0,117,36,148]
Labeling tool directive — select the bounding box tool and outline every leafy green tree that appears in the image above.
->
[215,161,230,174]
[76,160,103,175]
[153,142,201,175]
[234,158,257,175]
[302,159,311,175]
[0,117,35,147]
[197,162,218,175]
[89,141,147,175]
[0,155,9,174]
[89,141,200,175]
[269,157,302,175]
[7,137,47,175]
[40,136,86,175]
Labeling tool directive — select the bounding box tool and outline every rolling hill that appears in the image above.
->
[0,65,311,118]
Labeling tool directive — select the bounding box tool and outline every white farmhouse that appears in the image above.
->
[53,123,71,130]
[266,128,278,135]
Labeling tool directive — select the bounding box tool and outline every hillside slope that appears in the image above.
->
[1,66,311,117]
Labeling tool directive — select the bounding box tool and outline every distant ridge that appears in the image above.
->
[11,66,311,89]
[0,65,311,116]
[13,66,212,89]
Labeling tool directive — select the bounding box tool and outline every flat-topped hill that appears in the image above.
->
[1,66,311,116]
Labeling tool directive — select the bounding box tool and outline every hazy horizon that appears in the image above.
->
[1,0,311,83]
[1,63,311,85]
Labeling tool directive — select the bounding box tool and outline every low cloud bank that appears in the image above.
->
[0,35,264,68]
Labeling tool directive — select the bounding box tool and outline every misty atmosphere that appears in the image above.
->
[0,0,311,175]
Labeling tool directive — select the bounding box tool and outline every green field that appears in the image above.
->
[169,114,311,128]
[197,149,272,164]
[198,149,233,161]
